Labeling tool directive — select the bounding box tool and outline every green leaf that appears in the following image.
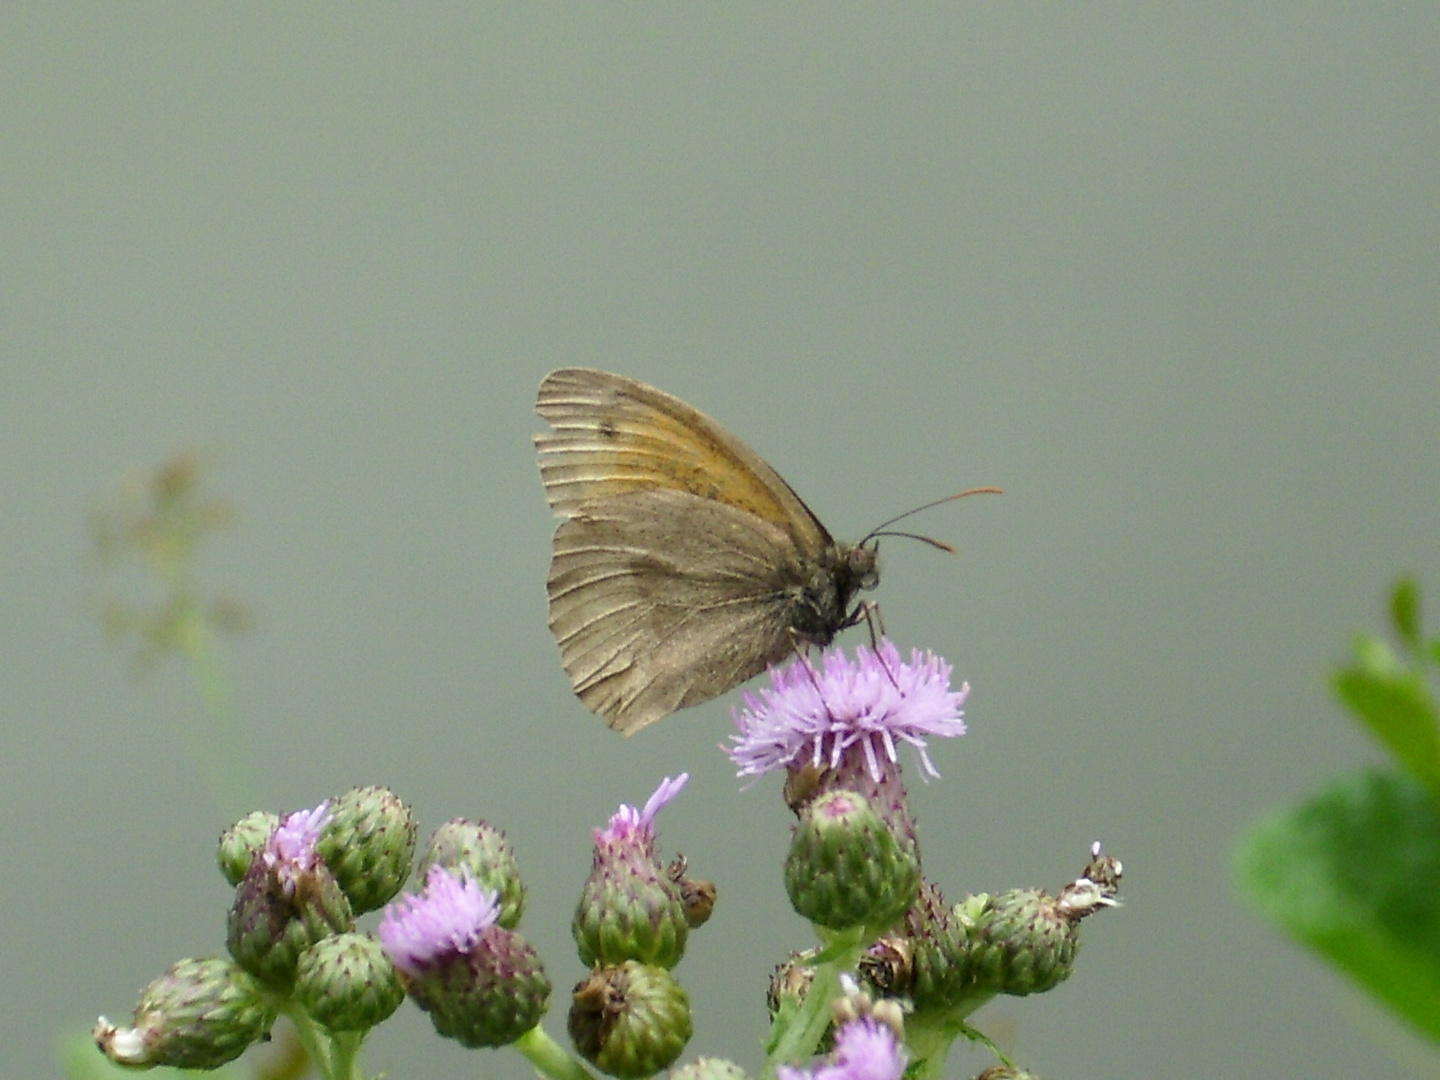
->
[1235,770,1440,1043]
[1333,639,1440,796]
[1391,577,1421,653]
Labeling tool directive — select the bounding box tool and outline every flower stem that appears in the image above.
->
[277,1009,332,1080]
[764,926,868,1079]
[512,1024,597,1080]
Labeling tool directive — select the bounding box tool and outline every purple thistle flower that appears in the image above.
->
[594,773,688,855]
[261,803,330,898]
[377,865,501,977]
[728,640,967,784]
[776,1017,908,1080]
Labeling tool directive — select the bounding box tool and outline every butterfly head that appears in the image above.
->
[845,539,881,592]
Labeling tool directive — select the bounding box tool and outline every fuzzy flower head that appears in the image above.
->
[377,865,500,977]
[378,866,551,1048]
[776,1016,908,1080]
[728,640,967,784]
[260,803,331,898]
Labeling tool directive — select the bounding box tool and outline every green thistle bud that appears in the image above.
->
[785,789,919,933]
[966,843,1124,998]
[900,879,979,1012]
[975,1067,1042,1080]
[418,818,526,929]
[294,931,403,1032]
[575,777,694,969]
[575,859,687,970]
[93,957,274,1070]
[569,962,692,1079]
[226,809,355,992]
[217,811,279,887]
[965,888,1078,996]
[405,925,550,1048]
[668,1057,751,1080]
[316,785,418,914]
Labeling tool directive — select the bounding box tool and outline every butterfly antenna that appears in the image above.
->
[861,486,1003,547]
[867,530,957,553]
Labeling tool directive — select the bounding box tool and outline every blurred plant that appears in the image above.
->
[91,448,251,675]
[91,644,1123,1080]
[1236,576,1440,1046]
[90,448,253,808]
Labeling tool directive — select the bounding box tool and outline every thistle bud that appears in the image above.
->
[217,811,279,886]
[901,879,977,1011]
[93,957,274,1070]
[294,931,404,1032]
[316,786,418,914]
[379,866,551,1048]
[784,789,919,933]
[966,844,1122,998]
[418,818,526,929]
[226,805,355,991]
[575,777,691,969]
[965,888,1078,996]
[569,962,692,1079]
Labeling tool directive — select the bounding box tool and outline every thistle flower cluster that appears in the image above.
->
[94,640,1122,1080]
[96,785,420,1070]
[735,642,1121,1079]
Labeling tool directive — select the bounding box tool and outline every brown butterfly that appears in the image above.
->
[534,368,998,734]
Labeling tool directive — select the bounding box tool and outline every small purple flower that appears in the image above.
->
[378,865,501,977]
[261,803,330,898]
[728,640,967,784]
[777,1017,908,1080]
[594,773,688,856]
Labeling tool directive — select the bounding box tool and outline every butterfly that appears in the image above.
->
[534,368,997,734]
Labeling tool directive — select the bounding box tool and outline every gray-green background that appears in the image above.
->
[5,7,1438,1079]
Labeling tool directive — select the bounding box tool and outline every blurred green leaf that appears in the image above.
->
[1333,636,1440,797]
[1391,577,1421,653]
[1236,770,1440,1043]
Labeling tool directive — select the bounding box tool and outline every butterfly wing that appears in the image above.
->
[547,488,806,733]
[535,367,832,554]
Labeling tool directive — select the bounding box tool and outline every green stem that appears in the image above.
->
[764,927,868,1079]
[903,994,1004,1080]
[175,593,253,819]
[278,1008,333,1080]
[327,1030,364,1080]
[512,1025,597,1080]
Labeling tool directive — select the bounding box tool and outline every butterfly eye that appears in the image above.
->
[849,546,880,591]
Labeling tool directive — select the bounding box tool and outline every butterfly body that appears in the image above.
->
[535,368,877,734]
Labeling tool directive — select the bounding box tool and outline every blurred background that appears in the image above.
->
[4,7,1437,1079]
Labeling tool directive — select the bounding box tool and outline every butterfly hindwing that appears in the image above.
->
[546,488,804,733]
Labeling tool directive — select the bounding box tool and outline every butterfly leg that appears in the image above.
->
[855,601,904,691]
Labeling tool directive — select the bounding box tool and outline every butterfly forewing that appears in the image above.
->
[536,368,831,554]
